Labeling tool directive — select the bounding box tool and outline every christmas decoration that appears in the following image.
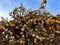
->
[0,0,60,45]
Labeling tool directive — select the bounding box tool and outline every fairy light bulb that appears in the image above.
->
[16,26,19,29]
[2,32,5,34]
[6,23,9,26]
[35,28,37,31]
[56,31,60,34]
[21,27,24,31]
[10,32,13,36]
[20,32,23,34]
[36,35,39,39]
[32,34,35,37]
[5,29,8,31]
[3,27,5,29]
[5,35,8,38]
[20,40,23,43]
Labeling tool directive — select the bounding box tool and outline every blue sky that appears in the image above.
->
[0,0,60,20]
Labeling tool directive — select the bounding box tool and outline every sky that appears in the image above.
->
[0,0,60,20]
